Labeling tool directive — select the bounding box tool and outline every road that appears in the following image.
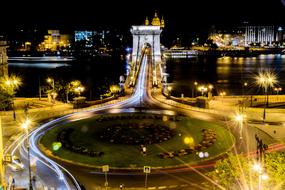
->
[6,50,278,190]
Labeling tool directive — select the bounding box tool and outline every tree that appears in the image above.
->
[0,91,11,110]
[207,153,251,190]
[265,152,285,189]
[0,75,21,110]
[206,152,285,190]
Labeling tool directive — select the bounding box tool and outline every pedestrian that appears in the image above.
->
[11,178,15,190]
[119,183,124,190]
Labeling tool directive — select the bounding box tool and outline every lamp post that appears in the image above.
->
[5,77,20,121]
[192,81,198,98]
[22,119,33,190]
[47,78,55,103]
[252,162,269,190]
[47,77,54,91]
[167,86,172,98]
[274,87,282,101]
[255,71,277,121]
[198,86,207,97]
[235,113,246,140]
[208,84,213,99]
[74,86,84,97]
[219,91,226,98]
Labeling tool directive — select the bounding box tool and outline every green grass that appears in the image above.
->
[40,113,234,168]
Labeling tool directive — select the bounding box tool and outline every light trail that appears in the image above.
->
[18,50,149,189]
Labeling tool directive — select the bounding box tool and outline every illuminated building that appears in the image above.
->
[145,17,149,26]
[38,30,72,52]
[0,38,8,78]
[208,26,245,47]
[210,24,284,47]
[145,11,165,29]
[75,31,94,42]
[209,33,245,47]
[245,26,275,46]
[276,26,283,42]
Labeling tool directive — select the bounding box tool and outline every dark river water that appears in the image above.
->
[8,56,127,99]
[166,54,285,97]
[8,54,285,99]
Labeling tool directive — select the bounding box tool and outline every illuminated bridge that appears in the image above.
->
[126,25,163,89]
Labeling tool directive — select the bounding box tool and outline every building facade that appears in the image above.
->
[245,26,275,46]
[0,39,8,78]
[38,30,72,52]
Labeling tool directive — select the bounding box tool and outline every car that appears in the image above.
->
[8,156,24,171]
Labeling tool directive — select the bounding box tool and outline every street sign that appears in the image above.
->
[143,166,151,174]
[102,165,109,172]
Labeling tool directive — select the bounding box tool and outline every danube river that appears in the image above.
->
[8,56,126,99]
[166,54,285,97]
[8,54,285,99]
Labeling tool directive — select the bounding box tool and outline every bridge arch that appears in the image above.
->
[130,26,162,87]
[130,26,162,64]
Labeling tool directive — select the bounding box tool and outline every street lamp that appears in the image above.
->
[5,77,21,121]
[219,91,226,98]
[47,78,55,103]
[208,84,213,98]
[74,86,84,97]
[198,86,207,96]
[274,87,282,101]
[255,71,277,121]
[252,162,269,190]
[167,86,172,98]
[192,81,198,98]
[46,77,55,91]
[235,113,246,140]
[21,119,33,190]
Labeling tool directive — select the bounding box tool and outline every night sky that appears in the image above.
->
[1,0,285,32]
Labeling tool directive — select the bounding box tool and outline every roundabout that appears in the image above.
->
[39,112,235,169]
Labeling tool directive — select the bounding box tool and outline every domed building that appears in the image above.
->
[145,12,165,29]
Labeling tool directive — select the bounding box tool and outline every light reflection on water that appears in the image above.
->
[166,54,285,96]
[8,62,70,69]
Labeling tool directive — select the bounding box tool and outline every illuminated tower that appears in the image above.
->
[145,17,149,25]
[161,16,165,28]
[151,12,161,26]
[0,39,8,78]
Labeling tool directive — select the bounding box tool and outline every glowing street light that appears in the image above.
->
[208,84,213,98]
[274,87,282,101]
[235,113,246,139]
[74,86,85,97]
[4,76,21,121]
[47,77,56,103]
[219,91,226,98]
[198,86,207,96]
[252,162,269,190]
[167,86,172,98]
[21,119,33,190]
[46,77,55,91]
[192,81,198,98]
[255,71,277,121]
